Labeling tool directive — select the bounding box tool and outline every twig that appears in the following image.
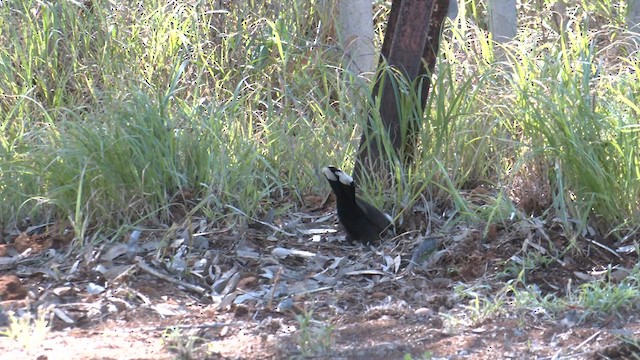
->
[585,238,622,260]
[135,257,207,295]
[267,267,283,310]
[225,205,296,236]
[575,330,602,351]
[292,286,334,296]
[139,322,241,332]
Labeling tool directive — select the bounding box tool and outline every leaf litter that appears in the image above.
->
[0,193,638,359]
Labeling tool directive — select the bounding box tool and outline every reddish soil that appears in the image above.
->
[0,199,639,359]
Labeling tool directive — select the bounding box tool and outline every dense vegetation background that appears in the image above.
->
[1,0,638,250]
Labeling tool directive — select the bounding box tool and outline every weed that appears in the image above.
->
[295,309,334,357]
[0,307,52,350]
[403,351,433,360]
[161,327,202,360]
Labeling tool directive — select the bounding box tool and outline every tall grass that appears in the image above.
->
[0,0,353,232]
[0,0,638,248]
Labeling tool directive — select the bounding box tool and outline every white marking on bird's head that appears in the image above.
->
[335,170,353,186]
[322,166,354,186]
[321,167,338,181]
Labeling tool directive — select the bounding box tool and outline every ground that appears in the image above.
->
[0,196,639,359]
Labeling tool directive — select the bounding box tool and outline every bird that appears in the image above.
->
[321,166,393,244]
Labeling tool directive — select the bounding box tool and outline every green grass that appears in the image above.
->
[445,264,640,330]
[295,308,334,357]
[162,326,205,360]
[0,0,354,234]
[0,307,51,350]
[1,0,638,254]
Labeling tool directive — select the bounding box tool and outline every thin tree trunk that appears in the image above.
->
[337,0,376,78]
[627,0,640,48]
[353,0,450,183]
[487,0,517,43]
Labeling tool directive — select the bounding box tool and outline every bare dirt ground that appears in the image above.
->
[1,194,639,359]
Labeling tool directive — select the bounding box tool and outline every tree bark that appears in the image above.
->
[487,0,517,43]
[628,0,640,48]
[354,0,450,183]
[337,0,376,78]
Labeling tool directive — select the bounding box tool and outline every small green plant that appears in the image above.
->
[440,311,465,335]
[567,268,640,321]
[403,351,433,360]
[453,283,506,324]
[0,307,52,350]
[161,327,202,360]
[503,270,567,319]
[295,309,334,358]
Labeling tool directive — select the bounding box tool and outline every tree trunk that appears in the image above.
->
[353,0,450,183]
[487,0,517,43]
[337,0,376,78]
[628,0,640,48]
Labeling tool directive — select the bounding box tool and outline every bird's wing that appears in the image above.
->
[355,197,393,233]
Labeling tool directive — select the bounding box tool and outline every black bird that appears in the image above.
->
[322,166,393,244]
